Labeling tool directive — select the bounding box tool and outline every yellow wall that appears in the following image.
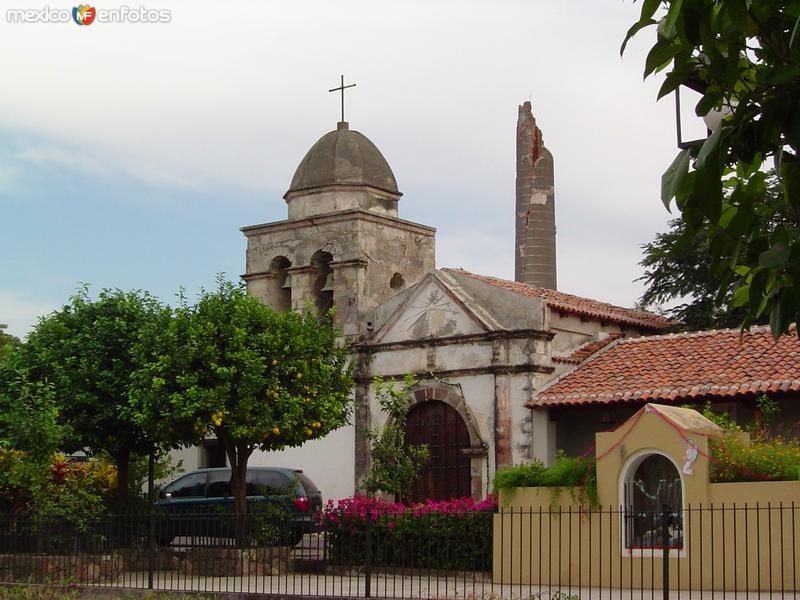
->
[493,405,800,591]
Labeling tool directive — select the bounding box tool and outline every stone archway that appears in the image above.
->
[404,384,487,502]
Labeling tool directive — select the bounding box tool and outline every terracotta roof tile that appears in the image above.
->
[553,333,623,365]
[444,269,674,331]
[529,326,800,407]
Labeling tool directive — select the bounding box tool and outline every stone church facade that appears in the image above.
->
[175,103,673,501]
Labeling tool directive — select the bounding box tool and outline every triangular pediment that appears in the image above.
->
[371,276,487,344]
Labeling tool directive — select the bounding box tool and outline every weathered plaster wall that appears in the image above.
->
[359,331,553,496]
[242,211,434,337]
[549,312,644,355]
[286,187,398,219]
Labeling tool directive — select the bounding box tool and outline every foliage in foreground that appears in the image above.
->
[362,375,429,500]
[320,494,497,571]
[10,287,165,500]
[132,277,353,519]
[711,434,800,483]
[638,217,766,330]
[702,397,800,483]
[493,454,598,508]
[0,324,20,361]
[625,0,800,339]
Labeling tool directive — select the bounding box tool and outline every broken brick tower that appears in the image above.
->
[514,100,557,290]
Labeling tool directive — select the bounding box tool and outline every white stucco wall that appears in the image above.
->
[167,424,355,502]
[246,424,355,501]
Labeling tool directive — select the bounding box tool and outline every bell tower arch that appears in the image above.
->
[241,120,435,336]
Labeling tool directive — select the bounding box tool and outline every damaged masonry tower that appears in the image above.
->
[514,101,557,290]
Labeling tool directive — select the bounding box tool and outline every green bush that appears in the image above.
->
[493,453,598,507]
[710,434,800,483]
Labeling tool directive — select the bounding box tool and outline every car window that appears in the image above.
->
[206,470,232,497]
[295,472,319,494]
[247,471,292,495]
[167,472,207,498]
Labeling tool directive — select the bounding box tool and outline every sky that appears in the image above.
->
[0,0,708,339]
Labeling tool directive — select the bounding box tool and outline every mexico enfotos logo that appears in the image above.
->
[7,5,171,24]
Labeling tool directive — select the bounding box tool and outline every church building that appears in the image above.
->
[223,100,674,501]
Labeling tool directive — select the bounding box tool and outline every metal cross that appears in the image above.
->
[329,75,356,123]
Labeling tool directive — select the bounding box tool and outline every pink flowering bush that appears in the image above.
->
[321,494,497,570]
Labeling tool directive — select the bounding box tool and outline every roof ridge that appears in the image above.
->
[614,324,778,345]
[442,268,674,330]
[528,322,800,408]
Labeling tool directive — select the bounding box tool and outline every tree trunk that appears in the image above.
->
[222,437,253,548]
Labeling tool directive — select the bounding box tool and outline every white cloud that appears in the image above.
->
[0,291,56,339]
[13,143,199,190]
[14,145,102,174]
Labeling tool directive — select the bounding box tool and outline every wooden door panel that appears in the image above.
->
[404,400,471,503]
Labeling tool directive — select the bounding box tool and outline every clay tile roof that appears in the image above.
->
[444,269,674,331]
[553,334,623,365]
[529,326,800,408]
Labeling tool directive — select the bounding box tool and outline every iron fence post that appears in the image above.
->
[147,451,155,589]
[365,508,373,598]
[662,504,671,600]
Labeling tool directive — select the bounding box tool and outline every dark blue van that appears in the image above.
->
[157,467,322,546]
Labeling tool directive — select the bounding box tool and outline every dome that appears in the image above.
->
[285,122,400,198]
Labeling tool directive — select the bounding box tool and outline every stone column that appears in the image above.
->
[285,265,316,313]
[329,258,368,337]
[241,270,277,303]
[530,407,556,467]
[492,339,512,471]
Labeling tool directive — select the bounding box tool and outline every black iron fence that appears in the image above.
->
[0,504,797,598]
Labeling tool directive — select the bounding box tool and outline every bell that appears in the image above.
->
[320,272,334,292]
[281,274,292,289]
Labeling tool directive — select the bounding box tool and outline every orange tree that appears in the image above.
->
[131,278,353,523]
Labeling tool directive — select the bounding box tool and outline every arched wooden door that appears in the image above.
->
[404,400,471,503]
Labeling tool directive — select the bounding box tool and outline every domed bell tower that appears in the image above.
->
[241,120,436,337]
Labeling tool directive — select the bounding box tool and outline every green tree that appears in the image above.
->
[132,278,353,524]
[639,172,783,330]
[639,217,757,329]
[0,324,20,360]
[362,375,429,500]
[16,287,165,499]
[0,362,65,464]
[624,0,800,339]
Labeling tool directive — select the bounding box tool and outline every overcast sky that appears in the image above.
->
[0,0,704,338]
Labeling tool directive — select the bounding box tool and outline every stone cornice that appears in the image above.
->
[353,363,555,384]
[284,265,318,275]
[330,258,369,270]
[354,328,555,353]
[283,183,402,202]
[240,270,277,282]
[240,209,436,238]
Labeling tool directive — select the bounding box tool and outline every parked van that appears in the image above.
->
[157,467,322,546]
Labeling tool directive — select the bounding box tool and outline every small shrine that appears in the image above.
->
[494,403,800,591]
